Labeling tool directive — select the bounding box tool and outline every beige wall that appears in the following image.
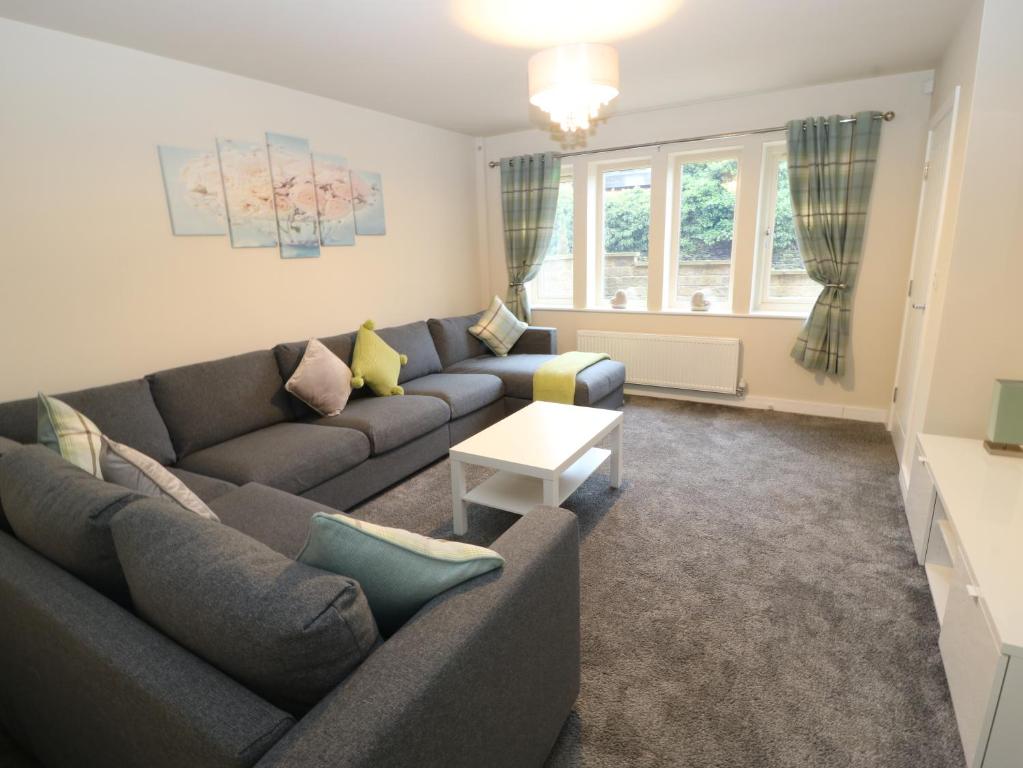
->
[481,73,933,416]
[923,0,1023,437]
[0,19,479,402]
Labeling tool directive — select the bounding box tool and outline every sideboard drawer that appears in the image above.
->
[905,447,937,563]
[939,550,1006,768]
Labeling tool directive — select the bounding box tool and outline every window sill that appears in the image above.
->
[530,305,808,320]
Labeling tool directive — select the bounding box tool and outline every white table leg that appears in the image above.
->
[543,476,559,507]
[610,421,623,489]
[451,458,468,535]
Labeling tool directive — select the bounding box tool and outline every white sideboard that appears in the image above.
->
[906,434,1023,768]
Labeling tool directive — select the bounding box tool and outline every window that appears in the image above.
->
[753,145,818,312]
[669,152,740,308]
[530,171,574,306]
[597,164,651,305]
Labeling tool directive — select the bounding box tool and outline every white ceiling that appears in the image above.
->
[0,0,969,136]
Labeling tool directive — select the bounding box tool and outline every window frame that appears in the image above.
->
[591,157,654,309]
[665,147,743,310]
[528,168,575,308]
[751,143,815,315]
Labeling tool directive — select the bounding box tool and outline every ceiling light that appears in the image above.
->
[451,0,683,48]
[528,43,619,133]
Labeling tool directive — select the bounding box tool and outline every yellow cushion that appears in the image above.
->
[350,320,408,396]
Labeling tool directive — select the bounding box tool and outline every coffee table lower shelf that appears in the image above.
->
[462,447,611,516]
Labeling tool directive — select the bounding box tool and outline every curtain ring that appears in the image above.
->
[824,283,847,290]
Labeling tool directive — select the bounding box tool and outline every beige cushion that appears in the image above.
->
[469,296,527,357]
[285,338,353,416]
[100,438,218,520]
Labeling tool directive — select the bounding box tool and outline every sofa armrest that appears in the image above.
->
[510,326,557,355]
[256,507,580,768]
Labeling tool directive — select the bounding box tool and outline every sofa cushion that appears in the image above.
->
[111,498,380,715]
[275,332,362,420]
[101,437,218,520]
[37,393,105,478]
[167,467,238,503]
[298,512,504,636]
[0,445,138,604]
[446,354,626,405]
[209,482,327,558]
[148,350,293,459]
[0,436,19,533]
[309,395,449,455]
[0,379,176,465]
[427,312,488,369]
[284,338,353,417]
[176,422,370,495]
[401,373,504,419]
[350,321,407,397]
[374,320,443,384]
[469,296,527,357]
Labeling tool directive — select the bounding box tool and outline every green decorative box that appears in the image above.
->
[985,379,1023,456]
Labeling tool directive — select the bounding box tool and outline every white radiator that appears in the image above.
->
[577,330,741,395]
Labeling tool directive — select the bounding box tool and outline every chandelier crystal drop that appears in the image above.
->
[528,43,620,133]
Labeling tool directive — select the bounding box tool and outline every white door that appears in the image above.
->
[891,93,958,481]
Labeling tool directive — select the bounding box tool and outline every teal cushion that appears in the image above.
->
[297,512,504,635]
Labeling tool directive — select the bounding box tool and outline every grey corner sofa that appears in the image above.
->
[0,311,626,768]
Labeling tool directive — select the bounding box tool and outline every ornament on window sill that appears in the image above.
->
[691,290,712,312]
[611,290,628,310]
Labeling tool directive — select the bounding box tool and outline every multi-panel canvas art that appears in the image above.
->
[216,138,279,248]
[267,133,320,259]
[159,132,384,257]
[157,146,225,236]
[352,170,386,236]
[312,154,355,246]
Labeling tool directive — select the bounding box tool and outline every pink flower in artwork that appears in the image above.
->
[290,181,318,213]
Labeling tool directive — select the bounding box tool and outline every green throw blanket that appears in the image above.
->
[533,351,610,405]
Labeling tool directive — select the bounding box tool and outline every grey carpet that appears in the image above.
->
[351,395,966,768]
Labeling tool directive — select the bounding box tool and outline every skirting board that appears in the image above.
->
[624,385,888,424]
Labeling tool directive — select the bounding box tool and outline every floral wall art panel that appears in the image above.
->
[312,153,355,246]
[216,137,278,248]
[352,170,386,236]
[266,132,320,259]
[157,146,224,236]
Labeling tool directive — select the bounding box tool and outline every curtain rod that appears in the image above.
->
[487,110,895,167]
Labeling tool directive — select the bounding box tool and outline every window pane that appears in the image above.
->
[602,167,651,304]
[767,160,818,301]
[677,158,737,306]
[534,175,574,305]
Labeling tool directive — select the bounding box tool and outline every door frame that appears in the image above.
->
[888,87,960,493]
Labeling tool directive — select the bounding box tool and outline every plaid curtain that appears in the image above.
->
[500,153,561,322]
[787,112,882,376]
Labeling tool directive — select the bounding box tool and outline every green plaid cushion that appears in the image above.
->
[37,393,105,478]
[469,296,527,357]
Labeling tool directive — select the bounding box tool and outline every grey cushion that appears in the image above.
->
[210,482,328,558]
[446,355,626,405]
[309,395,449,455]
[274,332,359,418]
[0,379,176,465]
[166,467,238,502]
[111,498,380,715]
[0,445,138,604]
[148,351,292,459]
[374,321,443,384]
[0,436,19,533]
[0,533,294,768]
[427,313,488,369]
[176,422,370,495]
[402,373,504,419]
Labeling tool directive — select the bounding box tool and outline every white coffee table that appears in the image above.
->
[448,401,623,535]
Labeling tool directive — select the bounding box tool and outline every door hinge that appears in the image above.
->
[907,279,913,297]
[892,387,899,404]
[923,161,930,180]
